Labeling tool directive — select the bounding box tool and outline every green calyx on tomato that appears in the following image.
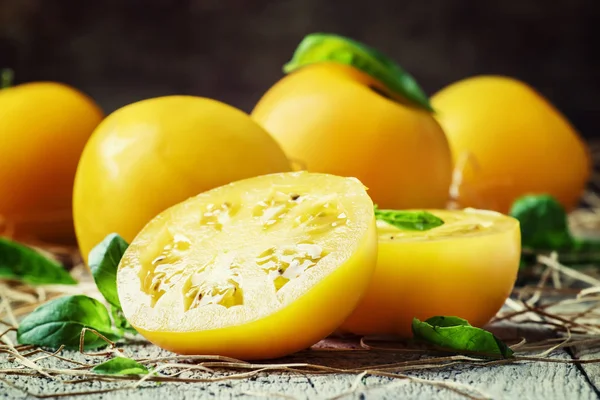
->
[283,33,433,111]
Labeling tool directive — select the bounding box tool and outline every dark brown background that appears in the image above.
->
[0,0,598,137]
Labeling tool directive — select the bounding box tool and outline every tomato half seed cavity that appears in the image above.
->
[117,172,377,360]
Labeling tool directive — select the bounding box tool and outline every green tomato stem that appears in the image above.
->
[1,68,14,89]
[283,33,433,112]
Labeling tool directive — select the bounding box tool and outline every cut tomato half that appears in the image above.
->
[117,172,377,359]
[340,208,521,337]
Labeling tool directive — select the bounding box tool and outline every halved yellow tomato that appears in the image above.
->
[339,209,520,337]
[117,172,377,360]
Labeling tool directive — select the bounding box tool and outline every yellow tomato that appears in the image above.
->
[117,172,377,360]
[0,80,103,243]
[431,76,591,213]
[251,63,452,209]
[339,209,520,337]
[73,96,291,262]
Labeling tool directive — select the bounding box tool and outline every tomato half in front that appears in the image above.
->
[117,172,377,360]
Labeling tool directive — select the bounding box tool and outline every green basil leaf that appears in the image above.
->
[374,208,444,231]
[92,356,149,375]
[423,316,470,327]
[0,238,76,285]
[412,316,514,359]
[509,194,573,250]
[111,305,137,335]
[88,233,128,308]
[17,295,120,350]
[283,33,433,111]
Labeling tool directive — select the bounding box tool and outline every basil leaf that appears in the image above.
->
[111,305,137,335]
[510,194,600,266]
[0,238,76,285]
[88,233,128,308]
[283,33,433,111]
[92,356,149,375]
[412,316,514,359]
[509,194,573,250]
[17,295,120,350]
[374,208,444,231]
[423,316,470,327]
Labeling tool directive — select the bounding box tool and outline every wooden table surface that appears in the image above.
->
[1,303,599,400]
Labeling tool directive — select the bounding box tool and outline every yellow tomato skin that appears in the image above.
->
[340,209,521,337]
[431,76,591,213]
[0,82,103,242]
[73,96,291,261]
[251,63,453,209]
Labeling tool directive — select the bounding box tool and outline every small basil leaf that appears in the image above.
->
[88,233,129,308]
[0,238,76,285]
[111,305,137,335]
[412,316,514,359]
[17,295,120,350]
[92,356,149,375]
[509,194,573,250]
[423,316,470,327]
[374,208,444,231]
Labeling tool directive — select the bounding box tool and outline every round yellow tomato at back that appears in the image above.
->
[117,172,378,360]
[431,76,591,213]
[73,96,291,262]
[252,63,453,209]
[339,209,520,337]
[0,80,103,243]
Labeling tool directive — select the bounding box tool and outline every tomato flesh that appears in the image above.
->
[117,172,377,359]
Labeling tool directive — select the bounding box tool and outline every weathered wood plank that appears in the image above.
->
[1,324,598,400]
[571,344,600,397]
[0,349,594,400]
[526,293,600,397]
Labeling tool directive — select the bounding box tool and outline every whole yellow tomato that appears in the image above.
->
[73,96,291,262]
[339,208,521,337]
[431,76,591,213]
[251,34,452,209]
[117,172,377,360]
[0,74,103,243]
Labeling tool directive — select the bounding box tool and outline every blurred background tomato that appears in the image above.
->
[0,0,597,141]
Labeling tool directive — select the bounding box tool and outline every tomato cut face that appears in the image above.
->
[117,172,377,359]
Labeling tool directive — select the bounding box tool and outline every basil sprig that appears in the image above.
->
[17,234,134,349]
